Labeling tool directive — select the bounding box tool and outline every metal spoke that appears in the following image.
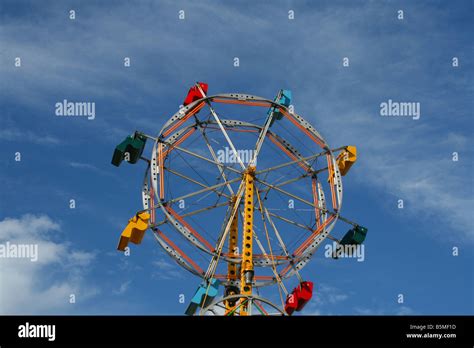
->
[152,201,230,227]
[196,84,246,169]
[255,177,314,208]
[249,90,281,166]
[174,146,242,175]
[266,211,313,232]
[198,125,235,195]
[166,167,232,200]
[263,208,304,283]
[259,173,311,196]
[168,176,242,205]
[264,209,292,256]
[204,178,246,280]
[255,146,345,175]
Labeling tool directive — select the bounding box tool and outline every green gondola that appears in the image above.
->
[340,225,368,246]
[111,132,147,166]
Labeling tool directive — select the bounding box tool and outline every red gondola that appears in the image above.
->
[285,281,314,315]
[183,82,208,106]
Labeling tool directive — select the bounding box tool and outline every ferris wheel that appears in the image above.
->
[111,82,368,316]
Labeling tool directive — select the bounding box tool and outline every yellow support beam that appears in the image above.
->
[240,166,255,315]
[225,196,239,314]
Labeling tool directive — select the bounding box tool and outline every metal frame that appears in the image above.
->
[138,91,351,295]
[202,294,287,316]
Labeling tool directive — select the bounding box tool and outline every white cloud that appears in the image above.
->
[153,258,176,271]
[303,283,349,315]
[0,128,60,145]
[354,305,416,315]
[69,162,98,170]
[68,162,114,177]
[113,280,131,295]
[316,284,349,303]
[69,251,96,266]
[152,258,184,280]
[0,215,98,314]
[309,105,474,242]
[396,306,415,315]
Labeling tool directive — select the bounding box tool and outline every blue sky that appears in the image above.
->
[0,0,473,315]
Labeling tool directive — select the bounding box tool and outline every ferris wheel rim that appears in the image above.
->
[110,83,366,316]
[141,91,345,287]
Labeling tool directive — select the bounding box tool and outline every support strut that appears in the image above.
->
[240,166,256,315]
[225,196,240,314]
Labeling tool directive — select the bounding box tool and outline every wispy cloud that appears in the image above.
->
[68,161,114,177]
[303,284,417,316]
[284,3,474,242]
[113,280,131,295]
[0,128,60,145]
[355,305,416,316]
[304,283,350,315]
[152,258,184,280]
[309,104,474,242]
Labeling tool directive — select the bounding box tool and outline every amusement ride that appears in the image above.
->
[111,82,367,316]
